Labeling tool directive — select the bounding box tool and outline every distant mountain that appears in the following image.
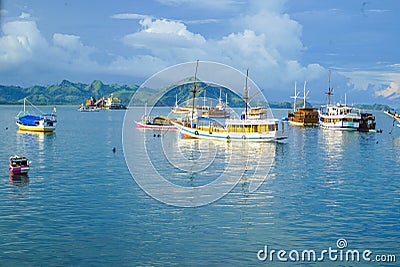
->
[356,103,392,111]
[0,80,138,105]
[269,100,313,109]
[0,80,394,111]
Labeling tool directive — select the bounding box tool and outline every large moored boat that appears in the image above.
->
[173,66,287,142]
[318,71,362,131]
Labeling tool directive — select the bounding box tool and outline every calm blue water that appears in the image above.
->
[0,105,399,266]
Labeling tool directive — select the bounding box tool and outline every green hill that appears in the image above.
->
[0,80,138,105]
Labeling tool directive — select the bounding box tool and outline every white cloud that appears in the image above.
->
[117,1,325,95]
[19,12,31,19]
[375,82,400,100]
[0,16,102,82]
[0,20,47,68]
[122,18,206,50]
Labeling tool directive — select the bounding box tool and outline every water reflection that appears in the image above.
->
[16,130,55,152]
[9,173,29,186]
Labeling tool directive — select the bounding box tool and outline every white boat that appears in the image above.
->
[173,68,287,142]
[318,71,361,131]
[16,98,57,132]
[318,104,361,130]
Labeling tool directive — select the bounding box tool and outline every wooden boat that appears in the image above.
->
[287,81,318,127]
[16,98,57,132]
[9,155,30,175]
[173,66,287,142]
[358,112,376,132]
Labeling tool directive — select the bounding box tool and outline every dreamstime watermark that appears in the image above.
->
[257,238,397,263]
[122,61,275,207]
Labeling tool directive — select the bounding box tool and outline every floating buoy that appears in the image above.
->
[157,134,160,137]
[112,147,116,153]
[5,127,8,130]
[153,134,156,137]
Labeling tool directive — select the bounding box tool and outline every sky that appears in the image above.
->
[0,0,399,106]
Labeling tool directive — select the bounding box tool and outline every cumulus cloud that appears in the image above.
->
[0,15,103,84]
[117,1,325,97]
[375,82,400,100]
[0,20,47,68]
[0,2,327,96]
[122,18,206,50]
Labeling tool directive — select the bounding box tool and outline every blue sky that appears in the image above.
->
[1,0,399,106]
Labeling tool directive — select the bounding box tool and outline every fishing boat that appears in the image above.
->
[318,71,361,130]
[287,81,318,127]
[16,98,57,132]
[173,66,287,142]
[9,155,30,175]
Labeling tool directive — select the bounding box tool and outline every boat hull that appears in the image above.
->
[319,124,359,131]
[174,123,285,142]
[288,108,319,127]
[288,120,318,127]
[9,166,30,175]
[16,122,56,132]
[135,121,177,130]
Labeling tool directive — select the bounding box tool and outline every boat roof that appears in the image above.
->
[10,155,28,160]
[17,115,41,126]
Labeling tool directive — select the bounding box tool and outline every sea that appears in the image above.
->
[0,105,399,266]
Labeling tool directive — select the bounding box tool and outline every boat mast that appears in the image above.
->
[203,89,206,108]
[291,81,299,112]
[244,69,249,119]
[23,98,26,113]
[326,70,333,105]
[191,60,199,125]
[303,81,309,109]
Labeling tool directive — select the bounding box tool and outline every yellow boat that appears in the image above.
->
[16,98,57,133]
